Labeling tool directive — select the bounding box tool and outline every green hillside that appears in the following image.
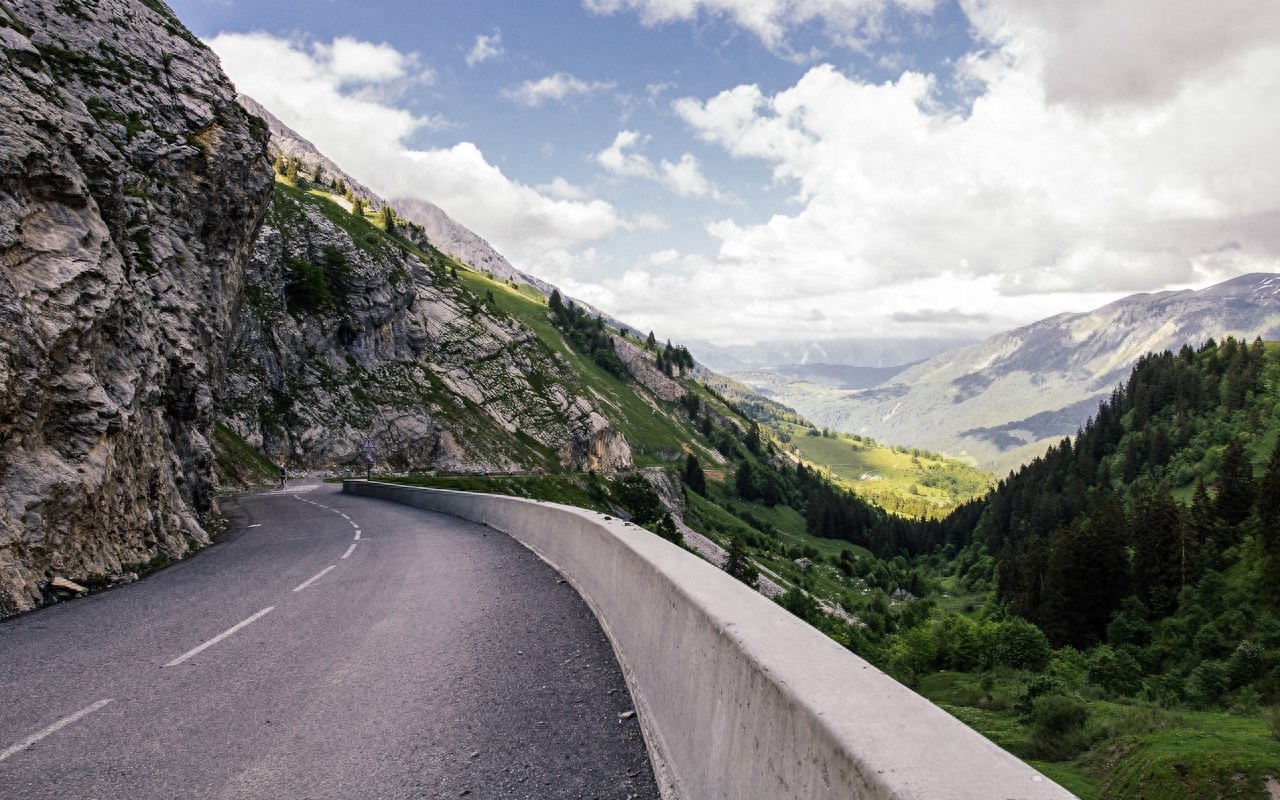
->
[223,164,1280,800]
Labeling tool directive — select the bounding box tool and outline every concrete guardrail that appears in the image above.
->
[343,480,1076,800]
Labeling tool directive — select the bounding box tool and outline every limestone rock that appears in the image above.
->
[220,182,632,475]
[0,0,272,615]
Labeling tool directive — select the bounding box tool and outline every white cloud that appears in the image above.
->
[210,33,626,273]
[582,0,939,53]
[596,130,727,200]
[536,176,591,201]
[588,8,1280,345]
[466,30,504,66]
[964,0,1280,108]
[311,36,432,86]
[501,72,617,107]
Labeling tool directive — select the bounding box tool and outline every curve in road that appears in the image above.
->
[0,481,659,799]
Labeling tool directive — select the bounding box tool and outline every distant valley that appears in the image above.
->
[734,275,1280,471]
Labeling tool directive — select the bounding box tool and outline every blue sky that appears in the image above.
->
[168,0,1280,350]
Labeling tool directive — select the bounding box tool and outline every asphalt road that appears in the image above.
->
[0,481,659,799]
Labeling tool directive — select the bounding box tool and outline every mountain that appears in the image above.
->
[391,196,556,296]
[691,336,970,373]
[738,275,1280,471]
[0,0,272,615]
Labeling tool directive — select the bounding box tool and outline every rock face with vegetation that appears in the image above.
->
[0,0,272,614]
[222,181,632,475]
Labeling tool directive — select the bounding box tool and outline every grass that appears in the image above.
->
[785,431,993,519]
[211,422,279,488]
[915,671,1280,800]
[378,473,611,510]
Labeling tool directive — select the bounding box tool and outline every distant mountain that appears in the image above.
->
[689,336,970,372]
[737,274,1280,470]
[391,197,556,296]
[734,362,917,393]
[238,95,553,295]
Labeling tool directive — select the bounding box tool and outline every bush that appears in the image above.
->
[990,618,1052,671]
[1086,644,1142,697]
[1187,659,1230,708]
[1027,692,1091,760]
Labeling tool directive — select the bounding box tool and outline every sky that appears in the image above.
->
[167,0,1280,351]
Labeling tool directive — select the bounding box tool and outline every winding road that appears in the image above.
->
[0,481,659,799]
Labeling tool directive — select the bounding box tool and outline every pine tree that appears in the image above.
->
[1215,436,1255,527]
[379,205,395,232]
[724,536,758,589]
[272,153,285,175]
[683,454,707,496]
[1257,439,1280,607]
[311,164,322,182]
[352,198,365,216]
[645,331,656,350]
[285,158,299,183]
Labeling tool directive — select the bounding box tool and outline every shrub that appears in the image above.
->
[1027,692,1092,760]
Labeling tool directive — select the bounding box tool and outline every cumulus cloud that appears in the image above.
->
[584,4,1280,345]
[466,30,504,66]
[502,72,617,107]
[209,33,626,272]
[596,130,726,200]
[582,0,939,53]
[964,0,1280,108]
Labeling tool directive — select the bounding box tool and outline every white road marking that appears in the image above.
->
[341,544,357,560]
[292,565,336,593]
[353,530,361,540]
[247,524,262,528]
[164,607,275,668]
[0,699,115,763]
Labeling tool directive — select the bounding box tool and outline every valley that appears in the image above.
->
[3,2,1280,799]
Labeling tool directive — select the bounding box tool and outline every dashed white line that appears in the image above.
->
[292,565,336,593]
[341,543,358,560]
[164,607,275,667]
[353,529,361,540]
[0,699,115,763]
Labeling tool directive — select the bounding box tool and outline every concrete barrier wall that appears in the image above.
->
[344,480,1075,800]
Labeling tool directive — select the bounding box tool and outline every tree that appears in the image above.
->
[654,513,683,546]
[272,153,285,175]
[1257,439,1280,607]
[645,330,656,350]
[616,474,662,525]
[379,205,395,232]
[549,289,564,315]
[734,461,756,501]
[284,158,299,183]
[1215,436,1255,527]
[352,197,365,217]
[683,454,707,496]
[311,163,322,182]
[724,536,758,589]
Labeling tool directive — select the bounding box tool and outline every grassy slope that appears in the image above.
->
[781,428,994,519]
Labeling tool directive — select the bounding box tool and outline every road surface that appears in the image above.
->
[0,481,659,799]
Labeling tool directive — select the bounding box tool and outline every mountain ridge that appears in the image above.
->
[738,274,1280,470]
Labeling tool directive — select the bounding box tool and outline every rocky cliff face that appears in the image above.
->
[221,181,632,475]
[0,0,272,615]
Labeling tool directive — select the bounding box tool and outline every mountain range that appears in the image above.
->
[736,274,1280,470]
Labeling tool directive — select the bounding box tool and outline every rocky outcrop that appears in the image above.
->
[0,0,272,615]
[614,335,686,402]
[221,181,632,474]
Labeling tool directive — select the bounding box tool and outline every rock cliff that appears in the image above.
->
[0,0,272,614]
[221,180,632,475]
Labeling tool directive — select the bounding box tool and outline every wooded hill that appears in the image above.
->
[965,338,1279,684]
